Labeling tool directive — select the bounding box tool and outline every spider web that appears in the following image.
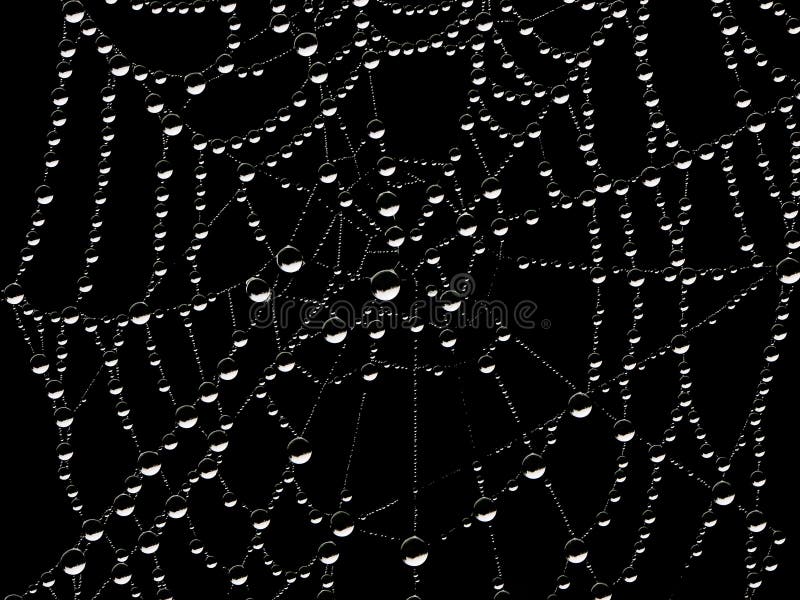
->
[3,1,800,600]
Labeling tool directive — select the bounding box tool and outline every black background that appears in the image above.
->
[2,1,799,600]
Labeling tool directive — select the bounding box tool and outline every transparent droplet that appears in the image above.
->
[318,541,339,564]
[591,582,612,600]
[400,536,428,567]
[82,519,104,542]
[251,508,270,530]
[276,246,304,273]
[473,497,497,522]
[713,480,735,506]
[175,405,198,429]
[330,511,355,537]
[166,495,188,519]
[568,392,592,418]
[288,436,312,464]
[777,257,799,284]
[63,1,86,24]
[746,510,766,532]
[370,269,401,301]
[521,452,545,479]
[185,72,207,95]
[565,537,588,563]
[246,277,271,302]
[294,32,319,57]
[60,548,86,576]
[478,354,496,374]
[457,213,477,236]
[322,316,348,343]
[481,176,502,199]
[671,334,690,354]
[129,301,151,325]
[138,451,162,476]
[613,419,635,442]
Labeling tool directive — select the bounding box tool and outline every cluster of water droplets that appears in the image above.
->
[4,1,800,600]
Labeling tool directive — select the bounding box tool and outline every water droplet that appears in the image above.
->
[331,511,354,537]
[521,452,546,479]
[777,257,799,284]
[294,32,319,57]
[277,246,304,273]
[473,497,497,522]
[288,436,312,464]
[60,548,86,576]
[713,480,735,506]
[565,537,588,563]
[246,277,271,302]
[400,536,428,567]
[568,392,592,418]
[370,269,401,301]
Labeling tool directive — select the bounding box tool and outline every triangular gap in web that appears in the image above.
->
[672,274,779,461]
[585,264,769,396]
[276,210,348,302]
[477,337,580,438]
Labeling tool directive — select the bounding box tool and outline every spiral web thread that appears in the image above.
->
[4,1,800,600]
